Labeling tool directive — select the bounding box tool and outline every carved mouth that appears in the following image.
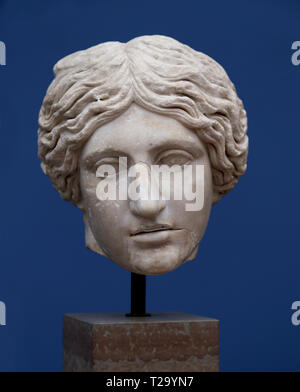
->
[131,225,173,236]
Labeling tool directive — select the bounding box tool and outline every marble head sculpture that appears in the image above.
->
[38,35,248,275]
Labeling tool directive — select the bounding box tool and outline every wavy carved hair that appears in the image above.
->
[38,35,248,204]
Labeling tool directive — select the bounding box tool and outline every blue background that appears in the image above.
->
[0,0,299,372]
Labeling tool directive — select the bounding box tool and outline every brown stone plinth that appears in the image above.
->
[63,312,219,372]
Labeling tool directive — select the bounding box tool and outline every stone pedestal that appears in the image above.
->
[63,312,219,372]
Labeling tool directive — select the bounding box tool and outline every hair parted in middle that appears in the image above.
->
[38,35,248,205]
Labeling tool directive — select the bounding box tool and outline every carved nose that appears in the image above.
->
[129,162,166,218]
[130,198,166,218]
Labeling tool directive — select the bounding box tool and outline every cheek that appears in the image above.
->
[80,170,98,199]
[87,199,124,236]
[170,200,211,240]
[193,163,213,235]
[82,178,125,229]
[169,162,212,238]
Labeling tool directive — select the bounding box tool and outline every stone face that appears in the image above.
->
[78,104,213,275]
[63,312,219,372]
[38,34,249,276]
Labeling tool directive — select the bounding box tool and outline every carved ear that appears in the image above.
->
[82,212,107,257]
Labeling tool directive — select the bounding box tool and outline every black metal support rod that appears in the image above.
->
[126,273,151,317]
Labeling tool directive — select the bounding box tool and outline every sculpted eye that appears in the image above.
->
[156,150,194,167]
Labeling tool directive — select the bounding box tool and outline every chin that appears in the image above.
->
[127,254,189,275]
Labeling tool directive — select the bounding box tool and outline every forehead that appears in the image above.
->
[81,103,205,159]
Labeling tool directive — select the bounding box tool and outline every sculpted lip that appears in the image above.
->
[130,224,172,236]
[130,226,183,245]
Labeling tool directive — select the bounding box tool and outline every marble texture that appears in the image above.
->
[38,35,248,275]
[63,312,219,372]
[79,104,213,274]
